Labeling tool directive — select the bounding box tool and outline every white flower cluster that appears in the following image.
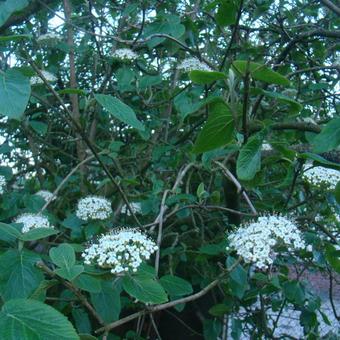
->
[37,33,61,43]
[76,196,112,221]
[15,213,54,233]
[0,175,6,195]
[121,202,142,216]
[82,228,158,274]
[30,70,57,85]
[35,190,55,202]
[112,48,138,61]
[228,215,305,269]
[178,57,212,72]
[261,143,273,151]
[302,165,340,190]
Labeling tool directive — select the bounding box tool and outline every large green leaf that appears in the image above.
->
[90,281,121,323]
[335,181,340,204]
[215,0,237,26]
[193,100,235,153]
[122,274,168,304]
[50,243,75,269]
[325,243,340,274]
[0,299,78,340]
[0,0,29,26]
[0,222,21,243]
[232,60,290,86]
[49,244,83,281]
[94,94,144,131]
[261,90,302,114]
[227,257,248,299]
[0,249,43,300]
[73,273,102,293]
[160,275,193,297]
[143,14,185,49]
[189,70,226,85]
[236,132,264,180]
[312,117,340,153]
[20,228,58,241]
[0,69,31,119]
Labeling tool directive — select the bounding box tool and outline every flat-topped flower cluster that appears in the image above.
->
[30,70,57,85]
[0,175,6,195]
[302,165,340,190]
[15,213,54,233]
[82,228,158,274]
[112,48,138,61]
[37,33,61,43]
[228,215,305,269]
[36,190,55,202]
[178,57,212,72]
[76,195,112,221]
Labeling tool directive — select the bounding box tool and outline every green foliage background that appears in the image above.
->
[0,0,339,339]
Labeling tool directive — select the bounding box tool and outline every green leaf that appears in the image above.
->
[189,70,226,84]
[73,273,102,293]
[236,132,264,180]
[209,303,231,316]
[20,228,58,241]
[312,117,340,153]
[215,0,237,26]
[56,265,84,281]
[0,299,78,339]
[299,152,340,170]
[94,94,144,131]
[0,249,43,300]
[325,243,340,274]
[29,121,48,136]
[0,69,31,119]
[283,281,305,305]
[0,0,29,26]
[261,90,302,114]
[0,222,21,243]
[335,181,340,204]
[122,274,168,304]
[227,256,248,299]
[90,281,121,323]
[193,100,234,154]
[160,275,193,296]
[49,243,76,269]
[0,34,31,42]
[232,60,290,86]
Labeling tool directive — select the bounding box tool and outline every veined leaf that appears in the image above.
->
[95,94,145,131]
[232,60,290,86]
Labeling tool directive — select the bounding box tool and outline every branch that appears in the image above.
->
[214,161,258,215]
[0,0,57,33]
[25,55,143,227]
[36,261,106,327]
[320,0,340,16]
[95,258,242,334]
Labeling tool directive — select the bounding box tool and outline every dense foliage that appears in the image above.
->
[0,0,339,339]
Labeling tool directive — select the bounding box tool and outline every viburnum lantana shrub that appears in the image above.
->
[0,0,339,339]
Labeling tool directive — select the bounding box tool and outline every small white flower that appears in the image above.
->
[82,228,158,274]
[178,57,212,72]
[30,70,57,85]
[112,48,138,61]
[37,33,61,43]
[228,214,305,269]
[14,213,54,233]
[261,143,272,151]
[121,202,142,216]
[35,190,55,202]
[76,195,112,221]
[302,164,340,190]
[0,175,6,195]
